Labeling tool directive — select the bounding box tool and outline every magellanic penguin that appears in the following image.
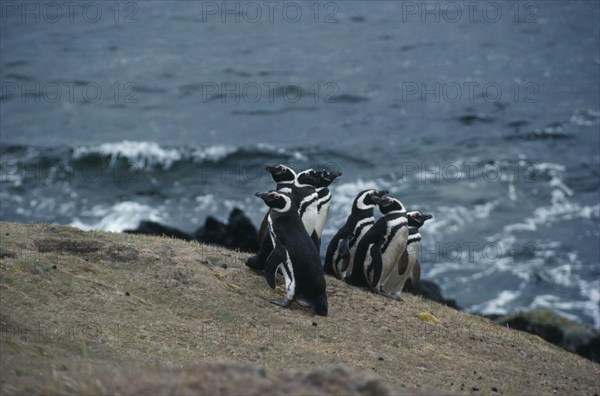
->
[256,164,297,246]
[247,167,322,271]
[255,190,328,316]
[312,169,343,249]
[345,196,408,299]
[381,211,433,298]
[324,189,389,279]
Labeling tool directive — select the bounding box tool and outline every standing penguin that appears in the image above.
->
[345,196,408,299]
[381,211,433,298]
[255,190,328,316]
[324,189,388,279]
[247,167,321,270]
[312,170,343,249]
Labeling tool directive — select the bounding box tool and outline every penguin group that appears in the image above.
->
[248,164,432,316]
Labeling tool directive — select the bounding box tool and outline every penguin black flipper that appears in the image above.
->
[412,260,421,286]
[339,237,351,272]
[264,238,287,289]
[366,240,384,291]
[398,249,409,275]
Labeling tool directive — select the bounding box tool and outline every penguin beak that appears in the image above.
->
[265,164,279,173]
[255,192,269,200]
[376,189,389,197]
[371,196,383,204]
[322,170,343,182]
[422,213,433,221]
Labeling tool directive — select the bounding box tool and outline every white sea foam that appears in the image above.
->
[425,200,499,237]
[73,140,182,169]
[569,109,600,127]
[70,201,164,232]
[72,141,309,170]
[192,145,237,162]
[470,290,521,315]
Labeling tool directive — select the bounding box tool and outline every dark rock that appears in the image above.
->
[124,221,194,241]
[576,334,600,363]
[125,208,258,253]
[195,208,258,252]
[403,278,461,310]
[195,217,228,244]
[225,208,259,252]
[492,310,600,363]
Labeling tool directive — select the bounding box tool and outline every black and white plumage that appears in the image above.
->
[381,211,432,298]
[312,170,343,249]
[255,164,297,247]
[247,166,321,270]
[255,190,328,316]
[324,189,389,279]
[345,196,409,299]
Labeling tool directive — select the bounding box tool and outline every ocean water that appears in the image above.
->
[1,1,599,327]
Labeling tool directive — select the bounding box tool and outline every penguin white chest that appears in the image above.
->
[301,203,319,234]
[380,219,409,279]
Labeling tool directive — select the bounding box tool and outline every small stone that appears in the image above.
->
[378,356,384,361]
[125,292,130,296]
[312,322,317,326]
[492,387,498,392]
[472,387,480,391]
[52,265,57,269]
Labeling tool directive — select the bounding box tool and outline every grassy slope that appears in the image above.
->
[0,222,598,395]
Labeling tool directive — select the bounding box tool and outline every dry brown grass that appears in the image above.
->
[1,221,599,395]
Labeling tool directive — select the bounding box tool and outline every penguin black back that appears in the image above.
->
[324,189,388,278]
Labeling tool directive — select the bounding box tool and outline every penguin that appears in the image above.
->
[256,164,297,246]
[247,167,322,271]
[381,211,433,298]
[312,169,343,249]
[255,190,328,316]
[324,189,389,279]
[345,196,408,299]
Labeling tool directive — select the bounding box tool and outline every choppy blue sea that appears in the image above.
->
[1,1,599,327]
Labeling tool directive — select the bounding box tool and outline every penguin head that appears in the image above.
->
[407,211,433,228]
[374,196,406,215]
[354,189,389,211]
[295,168,322,187]
[255,190,294,213]
[315,169,343,188]
[265,164,296,184]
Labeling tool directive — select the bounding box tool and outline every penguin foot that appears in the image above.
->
[374,289,401,301]
[270,299,293,308]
